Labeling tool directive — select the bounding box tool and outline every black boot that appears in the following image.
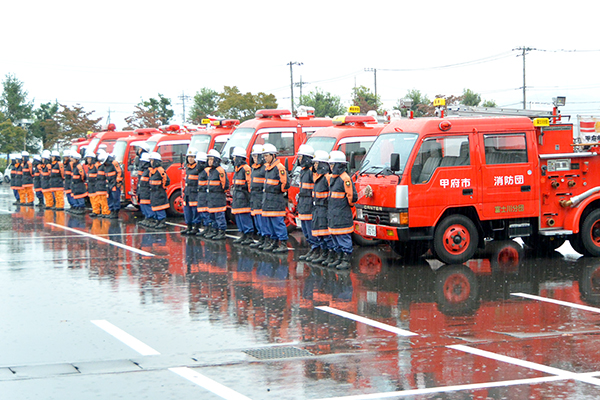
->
[321,250,338,266]
[190,224,199,235]
[195,224,206,236]
[212,229,226,240]
[327,252,344,268]
[273,240,288,253]
[312,249,329,264]
[181,223,193,235]
[108,210,119,219]
[260,238,275,251]
[233,232,246,244]
[145,219,158,228]
[203,226,217,239]
[241,233,255,246]
[299,248,317,261]
[249,235,265,248]
[154,220,167,230]
[336,253,352,270]
[305,248,322,262]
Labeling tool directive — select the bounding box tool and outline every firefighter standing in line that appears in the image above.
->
[326,150,357,270]
[63,150,75,211]
[194,152,210,236]
[20,151,34,206]
[308,150,337,264]
[49,150,65,211]
[95,152,111,218]
[85,151,99,217]
[204,149,229,240]
[137,152,154,226]
[70,152,88,214]
[9,154,19,204]
[32,155,44,207]
[40,151,53,209]
[148,152,170,230]
[259,143,289,253]
[11,153,22,205]
[104,153,123,219]
[296,145,320,261]
[181,149,201,235]
[231,146,254,245]
[248,145,267,248]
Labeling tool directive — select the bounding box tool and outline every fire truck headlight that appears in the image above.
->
[389,212,400,225]
[356,209,363,220]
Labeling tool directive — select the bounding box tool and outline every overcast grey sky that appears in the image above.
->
[1,0,599,128]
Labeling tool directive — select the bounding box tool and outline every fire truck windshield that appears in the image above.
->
[220,128,256,159]
[189,134,211,153]
[88,138,100,152]
[112,141,127,163]
[304,136,337,153]
[360,132,418,174]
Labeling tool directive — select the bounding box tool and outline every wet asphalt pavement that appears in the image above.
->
[2,185,600,399]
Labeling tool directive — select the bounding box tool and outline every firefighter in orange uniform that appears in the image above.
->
[231,146,254,245]
[309,150,336,265]
[70,152,88,214]
[49,150,65,211]
[32,155,44,207]
[20,151,34,206]
[11,153,23,205]
[260,143,289,253]
[85,151,99,217]
[204,149,229,240]
[95,152,111,218]
[148,152,170,230]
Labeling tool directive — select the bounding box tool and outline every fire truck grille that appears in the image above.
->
[243,346,313,360]
[363,210,390,225]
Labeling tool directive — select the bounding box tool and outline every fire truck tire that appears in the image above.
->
[581,209,600,257]
[433,214,479,264]
[390,241,429,260]
[568,234,589,256]
[168,189,184,217]
[579,262,600,306]
[352,232,382,247]
[434,264,480,316]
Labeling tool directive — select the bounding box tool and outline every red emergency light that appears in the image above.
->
[218,119,240,127]
[106,123,116,131]
[135,128,160,135]
[72,138,86,143]
[255,109,292,119]
[439,121,452,131]
[166,124,180,132]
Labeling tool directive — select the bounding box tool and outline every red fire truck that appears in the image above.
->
[353,105,600,264]
[188,118,238,155]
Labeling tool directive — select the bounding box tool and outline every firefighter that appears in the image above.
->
[134,142,150,171]
[137,152,154,226]
[204,149,229,240]
[32,155,44,207]
[148,152,170,230]
[85,150,99,217]
[230,146,254,245]
[63,150,75,211]
[70,152,88,214]
[104,152,123,219]
[296,145,319,260]
[49,150,65,211]
[259,143,289,253]
[326,150,357,270]
[309,150,336,264]
[20,151,34,206]
[248,145,267,249]
[40,151,53,209]
[181,149,201,235]
[11,153,22,205]
[95,152,111,218]
[195,152,210,236]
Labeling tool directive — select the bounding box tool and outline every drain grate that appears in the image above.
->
[243,346,313,360]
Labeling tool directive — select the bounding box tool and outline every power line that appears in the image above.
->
[377,51,514,72]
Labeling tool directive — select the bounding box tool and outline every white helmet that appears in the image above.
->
[232,146,246,158]
[84,151,95,159]
[41,150,51,159]
[140,152,150,162]
[313,150,330,163]
[298,144,315,157]
[149,152,162,161]
[63,150,72,158]
[196,151,208,162]
[51,150,60,157]
[207,149,221,159]
[72,152,82,160]
[98,152,109,163]
[329,150,347,164]
[33,155,42,162]
[186,148,197,157]
[137,142,150,152]
[262,143,277,154]
[251,144,264,155]
[21,150,30,157]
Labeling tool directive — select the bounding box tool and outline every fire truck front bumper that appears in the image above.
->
[354,221,406,241]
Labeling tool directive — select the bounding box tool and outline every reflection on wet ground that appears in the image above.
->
[2,187,600,399]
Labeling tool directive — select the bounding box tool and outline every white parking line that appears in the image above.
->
[448,344,600,386]
[47,223,155,257]
[316,306,417,336]
[91,320,160,356]
[511,292,600,314]
[170,367,252,400]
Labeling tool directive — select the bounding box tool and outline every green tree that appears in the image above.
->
[351,86,381,113]
[125,94,174,128]
[0,73,33,123]
[30,102,60,151]
[461,88,481,107]
[395,89,431,117]
[47,104,102,149]
[216,86,277,122]
[189,88,220,123]
[482,99,497,107]
[0,111,26,153]
[298,88,345,117]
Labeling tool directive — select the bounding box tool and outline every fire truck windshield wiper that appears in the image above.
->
[374,166,393,177]
[360,165,382,176]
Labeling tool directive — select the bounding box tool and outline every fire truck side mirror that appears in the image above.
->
[285,158,289,172]
[390,153,400,172]
[349,152,356,172]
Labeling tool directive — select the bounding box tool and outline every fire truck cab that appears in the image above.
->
[188,118,238,155]
[354,113,600,264]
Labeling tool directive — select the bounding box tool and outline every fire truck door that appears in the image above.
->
[479,133,538,220]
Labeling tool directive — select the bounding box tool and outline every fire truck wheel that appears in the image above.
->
[391,241,429,260]
[352,232,382,247]
[581,209,600,257]
[168,189,184,217]
[434,264,480,316]
[569,234,589,256]
[433,214,479,264]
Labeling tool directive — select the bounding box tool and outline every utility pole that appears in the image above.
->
[364,68,377,99]
[107,108,112,125]
[288,61,303,114]
[178,91,191,123]
[294,75,309,100]
[514,47,534,110]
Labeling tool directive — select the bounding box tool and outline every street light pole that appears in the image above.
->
[364,68,377,99]
[288,61,303,114]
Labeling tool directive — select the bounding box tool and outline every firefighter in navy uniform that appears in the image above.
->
[204,149,229,240]
[95,152,111,218]
[11,153,22,205]
[181,149,201,235]
[326,150,357,270]
[248,145,267,248]
[49,150,65,211]
[296,145,320,260]
[85,151,99,217]
[137,152,155,226]
[309,150,337,264]
[32,155,44,207]
[20,151,34,206]
[260,143,289,253]
[231,146,254,245]
[63,150,75,211]
[70,152,88,214]
[148,152,170,230]
[194,152,210,236]
[104,153,123,219]
[40,151,53,209]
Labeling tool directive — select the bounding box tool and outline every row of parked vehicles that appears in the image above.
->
[70,99,600,264]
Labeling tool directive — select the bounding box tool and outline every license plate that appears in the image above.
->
[295,218,301,228]
[366,224,376,237]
